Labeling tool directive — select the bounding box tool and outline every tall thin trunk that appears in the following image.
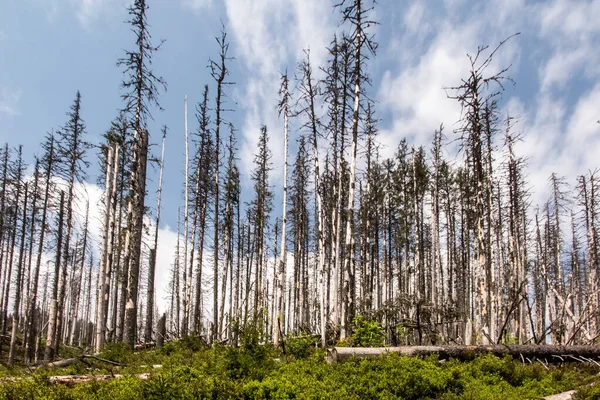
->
[124,127,149,348]
[25,139,55,362]
[182,96,191,336]
[68,202,88,346]
[274,74,289,346]
[1,146,23,336]
[44,191,65,361]
[96,144,115,351]
[341,0,365,337]
[8,183,28,364]
[145,128,165,342]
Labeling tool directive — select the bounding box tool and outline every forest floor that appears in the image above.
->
[1,337,600,399]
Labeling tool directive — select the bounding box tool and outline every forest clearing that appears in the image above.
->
[0,0,599,397]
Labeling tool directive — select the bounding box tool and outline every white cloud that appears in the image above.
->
[540,47,588,93]
[0,88,23,117]
[377,20,478,158]
[404,2,426,35]
[223,0,334,185]
[181,0,213,12]
[72,0,127,29]
[537,0,600,40]
[38,0,59,22]
[376,0,600,212]
[153,224,179,312]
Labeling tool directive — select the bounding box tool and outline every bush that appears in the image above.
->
[285,332,317,359]
[99,342,133,364]
[351,314,384,347]
[225,318,276,380]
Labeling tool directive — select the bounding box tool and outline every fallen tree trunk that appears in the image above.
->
[327,345,600,364]
[134,342,156,351]
[41,355,120,368]
[1,373,152,386]
[48,373,151,386]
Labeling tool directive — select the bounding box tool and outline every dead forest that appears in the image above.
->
[0,0,599,366]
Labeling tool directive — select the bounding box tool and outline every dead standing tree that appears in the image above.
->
[118,0,166,350]
[336,0,378,339]
[445,34,518,344]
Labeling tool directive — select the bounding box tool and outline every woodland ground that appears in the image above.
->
[2,335,600,400]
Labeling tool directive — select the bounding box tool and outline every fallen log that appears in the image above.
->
[48,373,151,386]
[327,345,600,364]
[542,390,576,400]
[41,355,120,368]
[134,342,155,351]
[1,373,152,386]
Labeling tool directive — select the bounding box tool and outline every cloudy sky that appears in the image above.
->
[1,0,598,311]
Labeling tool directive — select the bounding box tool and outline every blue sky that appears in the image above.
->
[1,0,599,310]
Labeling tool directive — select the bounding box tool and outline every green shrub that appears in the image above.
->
[99,342,133,364]
[351,314,384,347]
[285,332,317,359]
[225,318,276,380]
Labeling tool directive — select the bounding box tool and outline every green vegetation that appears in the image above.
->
[1,339,600,399]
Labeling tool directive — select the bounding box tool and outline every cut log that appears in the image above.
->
[327,345,600,364]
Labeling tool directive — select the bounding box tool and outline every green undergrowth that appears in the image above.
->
[1,338,599,399]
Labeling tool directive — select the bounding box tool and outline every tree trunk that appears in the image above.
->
[45,191,65,361]
[124,128,149,349]
[327,345,600,364]
[8,183,28,364]
[145,129,165,343]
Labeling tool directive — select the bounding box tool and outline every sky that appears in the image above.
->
[1,0,599,311]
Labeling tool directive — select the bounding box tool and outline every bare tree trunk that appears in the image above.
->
[124,128,149,349]
[182,96,191,336]
[274,74,289,346]
[210,30,231,341]
[341,0,368,338]
[1,147,23,337]
[8,183,28,364]
[145,128,165,342]
[96,145,116,351]
[25,156,49,363]
[44,191,65,361]
[68,203,88,346]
